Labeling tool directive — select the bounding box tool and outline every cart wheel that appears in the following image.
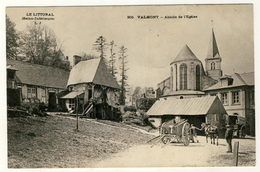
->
[182,122,190,146]
[162,137,171,144]
[240,125,246,138]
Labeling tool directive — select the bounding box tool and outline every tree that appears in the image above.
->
[92,36,108,59]
[108,40,117,79]
[19,22,69,70]
[6,15,19,60]
[118,45,129,105]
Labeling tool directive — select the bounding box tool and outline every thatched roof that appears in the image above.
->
[67,58,120,89]
[6,59,69,89]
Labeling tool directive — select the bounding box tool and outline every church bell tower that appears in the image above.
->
[205,29,223,80]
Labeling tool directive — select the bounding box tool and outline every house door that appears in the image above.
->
[48,92,56,109]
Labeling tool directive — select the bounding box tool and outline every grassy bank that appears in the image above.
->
[8,115,154,168]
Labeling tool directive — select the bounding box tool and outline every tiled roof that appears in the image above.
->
[6,59,69,89]
[147,96,227,116]
[204,72,254,91]
[67,58,120,89]
[239,72,254,85]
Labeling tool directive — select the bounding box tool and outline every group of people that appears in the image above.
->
[189,123,233,153]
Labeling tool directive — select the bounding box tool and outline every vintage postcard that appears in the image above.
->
[4,3,256,170]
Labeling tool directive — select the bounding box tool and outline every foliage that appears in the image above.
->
[118,45,129,105]
[81,53,99,61]
[136,98,158,111]
[124,105,137,112]
[92,36,108,58]
[6,15,19,60]
[20,102,48,116]
[108,40,117,79]
[19,22,70,70]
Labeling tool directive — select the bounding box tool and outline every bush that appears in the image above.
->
[20,102,48,116]
[136,98,158,111]
[124,106,137,112]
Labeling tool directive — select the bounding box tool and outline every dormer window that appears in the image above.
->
[220,76,233,87]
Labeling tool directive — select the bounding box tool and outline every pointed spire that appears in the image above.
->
[206,29,220,59]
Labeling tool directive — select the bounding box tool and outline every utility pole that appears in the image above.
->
[76,95,79,131]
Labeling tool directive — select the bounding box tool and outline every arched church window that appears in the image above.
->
[171,67,173,89]
[180,63,187,90]
[175,64,177,90]
[211,62,215,70]
[196,65,200,90]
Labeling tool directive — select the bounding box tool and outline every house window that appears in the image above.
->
[7,79,15,89]
[221,92,228,105]
[27,87,36,99]
[232,91,240,104]
[211,62,215,70]
[180,63,187,90]
[69,86,73,91]
[69,99,75,110]
[42,89,46,103]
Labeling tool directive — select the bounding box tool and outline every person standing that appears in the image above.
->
[225,125,233,153]
[190,124,200,143]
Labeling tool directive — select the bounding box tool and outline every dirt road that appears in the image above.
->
[91,136,256,167]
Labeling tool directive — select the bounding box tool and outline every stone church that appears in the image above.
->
[155,29,255,136]
[157,29,221,98]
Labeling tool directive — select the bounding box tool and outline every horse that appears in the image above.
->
[200,123,210,143]
[208,125,219,146]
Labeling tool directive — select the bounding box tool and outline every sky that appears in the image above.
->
[6,4,254,89]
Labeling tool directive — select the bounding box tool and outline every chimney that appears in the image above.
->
[73,55,82,67]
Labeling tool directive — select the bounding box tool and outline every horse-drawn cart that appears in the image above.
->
[148,119,191,146]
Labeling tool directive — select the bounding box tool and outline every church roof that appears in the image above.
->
[206,29,220,59]
[67,58,120,89]
[171,44,200,63]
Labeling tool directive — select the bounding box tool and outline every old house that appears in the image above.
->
[153,29,255,136]
[60,57,120,120]
[204,72,255,135]
[6,59,70,109]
